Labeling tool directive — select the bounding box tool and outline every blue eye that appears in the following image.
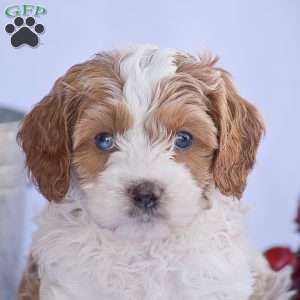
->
[174,131,193,150]
[95,133,115,151]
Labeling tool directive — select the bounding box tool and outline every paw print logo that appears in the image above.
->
[5,17,44,47]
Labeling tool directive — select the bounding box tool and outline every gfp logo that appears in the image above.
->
[4,5,47,48]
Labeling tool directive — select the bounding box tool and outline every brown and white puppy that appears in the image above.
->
[17,45,291,300]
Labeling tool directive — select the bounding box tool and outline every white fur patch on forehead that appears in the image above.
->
[120,45,178,118]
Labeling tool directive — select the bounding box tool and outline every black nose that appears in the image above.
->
[128,181,163,210]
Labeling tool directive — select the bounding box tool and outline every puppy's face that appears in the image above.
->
[18,46,264,239]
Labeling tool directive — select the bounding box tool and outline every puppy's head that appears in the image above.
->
[18,46,264,239]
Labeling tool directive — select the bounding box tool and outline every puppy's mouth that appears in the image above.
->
[128,206,165,223]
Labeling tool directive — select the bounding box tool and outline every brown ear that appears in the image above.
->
[176,55,265,198]
[210,70,265,198]
[17,77,81,201]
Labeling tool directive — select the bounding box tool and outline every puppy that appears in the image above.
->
[17,45,291,300]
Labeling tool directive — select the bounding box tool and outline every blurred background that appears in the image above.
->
[0,0,299,298]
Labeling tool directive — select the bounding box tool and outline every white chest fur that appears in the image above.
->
[32,197,257,300]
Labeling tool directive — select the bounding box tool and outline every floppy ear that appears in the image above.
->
[176,55,265,198]
[17,77,81,202]
[210,70,265,198]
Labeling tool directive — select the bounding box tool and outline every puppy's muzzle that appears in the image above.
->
[128,180,163,211]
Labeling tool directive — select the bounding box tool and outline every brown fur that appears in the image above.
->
[176,54,265,198]
[17,52,123,201]
[73,101,133,183]
[17,256,40,300]
[148,74,218,188]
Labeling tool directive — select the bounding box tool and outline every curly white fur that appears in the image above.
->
[31,189,291,300]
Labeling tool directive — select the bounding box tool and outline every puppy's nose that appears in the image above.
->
[128,181,163,210]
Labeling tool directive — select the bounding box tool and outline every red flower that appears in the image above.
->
[264,247,296,271]
[264,200,300,298]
